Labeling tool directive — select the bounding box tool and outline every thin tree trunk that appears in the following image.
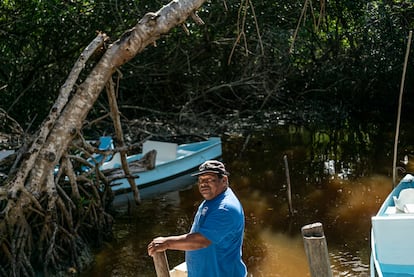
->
[106,77,141,204]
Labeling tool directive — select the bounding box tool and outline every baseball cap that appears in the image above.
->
[191,160,229,176]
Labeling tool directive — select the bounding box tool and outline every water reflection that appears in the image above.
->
[331,251,369,276]
[245,229,310,276]
[82,127,411,276]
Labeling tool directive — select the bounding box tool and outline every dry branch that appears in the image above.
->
[106,78,141,204]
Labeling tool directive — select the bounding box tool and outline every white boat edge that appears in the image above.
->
[370,173,414,277]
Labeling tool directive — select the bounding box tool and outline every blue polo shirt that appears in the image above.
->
[186,187,247,277]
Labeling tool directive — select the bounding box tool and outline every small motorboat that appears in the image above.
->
[98,136,222,207]
[370,174,414,277]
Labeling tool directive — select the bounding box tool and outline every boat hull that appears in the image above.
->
[370,174,414,277]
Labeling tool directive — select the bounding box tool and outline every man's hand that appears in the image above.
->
[147,233,211,256]
[148,237,169,256]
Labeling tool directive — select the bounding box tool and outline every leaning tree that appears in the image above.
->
[0,0,208,275]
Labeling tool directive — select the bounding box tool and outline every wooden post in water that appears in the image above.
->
[301,222,333,277]
[283,155,294,215]
[152,251,170,277]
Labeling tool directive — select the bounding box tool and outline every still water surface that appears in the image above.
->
[82,127,412,277]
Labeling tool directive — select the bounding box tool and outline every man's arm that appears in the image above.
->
[148,232,211,256]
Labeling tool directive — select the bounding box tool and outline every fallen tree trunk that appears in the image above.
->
[0,0,207,275]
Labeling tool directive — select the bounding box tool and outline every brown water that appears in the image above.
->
[81,127,410,277]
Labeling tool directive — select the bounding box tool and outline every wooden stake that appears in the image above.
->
[302,222,333,277]
[153,251,170,277]
[284,155,293,215]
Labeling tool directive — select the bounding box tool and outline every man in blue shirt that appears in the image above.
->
[148,160,247,277]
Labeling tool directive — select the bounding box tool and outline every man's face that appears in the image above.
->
[197,173,227,200]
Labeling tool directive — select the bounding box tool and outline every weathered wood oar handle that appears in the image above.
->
[301,222,333,277]
[153,251,170,277]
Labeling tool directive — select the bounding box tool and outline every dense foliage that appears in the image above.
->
[1,0,414,135]
[1,1,414,275]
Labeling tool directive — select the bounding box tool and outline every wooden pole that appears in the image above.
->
[392,30,412,187]
[283,155,294,215]
[152,251,170,277]
[301,222,333,277]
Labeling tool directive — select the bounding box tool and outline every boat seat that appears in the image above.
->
[393,188,414,213]
[142,140,178,163]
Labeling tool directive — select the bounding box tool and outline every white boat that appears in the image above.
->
[99,137,222,207]
[170,262,187,277]
[370,174,414,277]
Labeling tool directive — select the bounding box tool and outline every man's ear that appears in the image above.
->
[222,175,229,185]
